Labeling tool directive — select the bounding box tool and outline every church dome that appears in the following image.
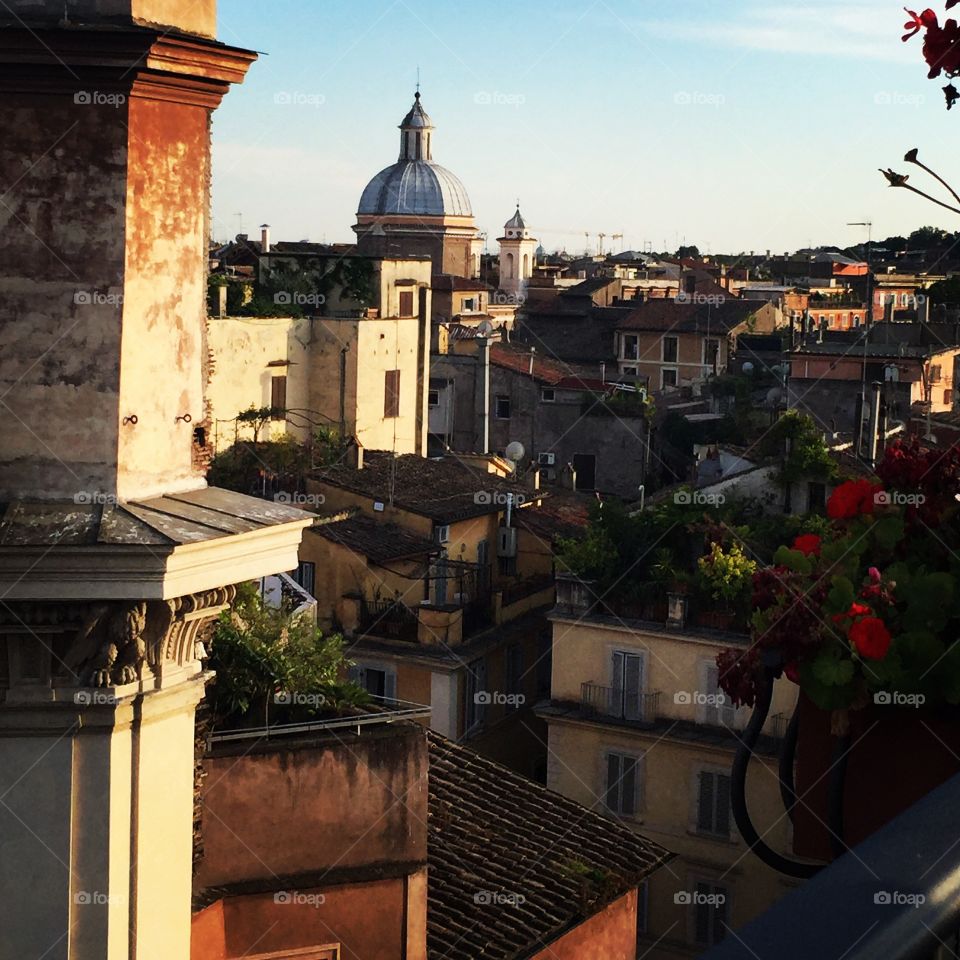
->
[357,92,473,218]
[358,161,473,217]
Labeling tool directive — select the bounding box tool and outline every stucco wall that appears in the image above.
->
[529,889,639,960]
[197,725,427,887]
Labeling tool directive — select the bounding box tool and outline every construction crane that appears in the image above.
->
[611,233,624,252]
[598,233,606,254]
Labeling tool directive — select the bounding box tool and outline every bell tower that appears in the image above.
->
[497,204,538,299]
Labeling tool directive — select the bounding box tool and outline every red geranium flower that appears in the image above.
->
[833,601,872,624]
[903,7,939,41]
[849,616,892,660]
[792,533,822,556]
[827,479,881,519]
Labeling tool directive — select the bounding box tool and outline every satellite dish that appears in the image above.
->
[742,361,754,375]
[505,441,525,463]
[476,318,495,337]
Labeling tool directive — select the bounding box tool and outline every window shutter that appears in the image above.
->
[624,653,643,721]
[704,662,720,725]
[611,651,625,717]
[384,671,398,704]
[698,771,715,832]
[713,885,728,943]
[271,375,287,416]
[694,883,711,944]
[621,757,638,816]
[605,754,621,811]
[384,369,400,418]
[716,774,731,836]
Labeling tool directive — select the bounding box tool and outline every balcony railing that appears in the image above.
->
[358,598,419,642]
[699,771,960,960]
[580,682,660,726]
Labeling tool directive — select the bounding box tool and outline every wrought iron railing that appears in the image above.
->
[580,682,661,725]
[359,598,419,642]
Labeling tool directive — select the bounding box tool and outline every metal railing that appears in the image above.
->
[209,695,432,744]
[580,682,660,725]
[359,598,419,642]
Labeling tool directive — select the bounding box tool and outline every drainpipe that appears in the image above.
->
[868,381,882,466]
[339,345,349,438]
[478,336,491,454]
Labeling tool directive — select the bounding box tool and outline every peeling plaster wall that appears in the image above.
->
[0,93,127,500]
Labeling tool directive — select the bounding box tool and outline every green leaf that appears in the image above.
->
[824,576,855,617]
[902,574,954,634]
[799,657,856,710]
[873,515,906,552]
[773,546,812,574]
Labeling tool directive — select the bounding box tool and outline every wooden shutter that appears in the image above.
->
[605,754,621,811]
[624,653,643,721]
[384,369,400,418]
[698,771,715,832]
[271,375,287,417]
[399,290,414,316]
[621,756,638,816]
[715,774,731,836]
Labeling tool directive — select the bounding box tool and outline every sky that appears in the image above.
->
[211,1,960,257]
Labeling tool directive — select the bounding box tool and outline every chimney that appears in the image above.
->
[260,223,271,253]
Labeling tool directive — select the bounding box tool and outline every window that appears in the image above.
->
[465,658,487,732]
[463,297,476,312]
[495,395,511,419]
[505,644,524,709]
[622,334,640,360]
[703,338,720,369]
[384,369,400,418]
[693,881,729,946]
[434,524,450,544]
[612,650,645,721]
[697,770,732,837]
[701,662,736,727]
[399,290,414,317]
[293,560,315,597]
[661,368,678,389]
[931,364,943,383]
[572,453,596,490]
[605,752,640,816]
[808,481,826,512]
[853,314,861,326]
[621,366,638,377]
[428,389,440,407]
[540,388,556,403]
[270,375,287,418]
[662,336,679,363]
[351,665,397,704]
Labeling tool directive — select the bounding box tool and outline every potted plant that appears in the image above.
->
[718,438,960,863]
[695,541,756,630]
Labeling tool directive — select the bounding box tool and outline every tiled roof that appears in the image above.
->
[489,343,601,388]
[617,298,761,333]
[427,731,672,960]
[311,514,437,564]
[313,451,532,523]
[433,275,491,292]
[512,314,620,363]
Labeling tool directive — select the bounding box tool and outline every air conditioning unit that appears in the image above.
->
[538,452,556,466]
[497,526,518,558]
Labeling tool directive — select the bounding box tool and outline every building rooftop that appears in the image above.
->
[489,342,606,389]
[432,274,491,292]
[617,298,763,333]
[427,730,672,960]
[313,451,533,523]
[311,514,437,564]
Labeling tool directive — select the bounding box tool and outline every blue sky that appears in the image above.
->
[211,1,960,256]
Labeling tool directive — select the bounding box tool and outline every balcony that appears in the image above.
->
[699,771,960,960]
[580,682,660,727]
[358,597,419,642]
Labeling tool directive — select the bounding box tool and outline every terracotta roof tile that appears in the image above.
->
[427,731,672,959]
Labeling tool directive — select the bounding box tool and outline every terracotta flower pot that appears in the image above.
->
[793,693,960,860]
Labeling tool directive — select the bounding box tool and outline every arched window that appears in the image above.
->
[522,253,530,278]
[505,252,515,280]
